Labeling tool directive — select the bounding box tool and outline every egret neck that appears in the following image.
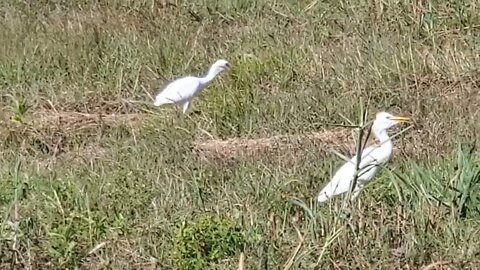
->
[199,64,223,85]
[372,125,393,150]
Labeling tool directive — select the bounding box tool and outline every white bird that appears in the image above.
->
[317,112,411,203]
[154,59,230,114]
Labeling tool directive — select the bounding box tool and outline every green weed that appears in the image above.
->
[173,214,245,270]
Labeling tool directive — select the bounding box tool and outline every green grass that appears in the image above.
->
[0,0,480,269]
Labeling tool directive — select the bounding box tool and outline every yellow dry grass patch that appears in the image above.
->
[193,128,359,160]
[191,126,427,162]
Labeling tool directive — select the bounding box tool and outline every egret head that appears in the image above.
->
[211,59,230,73]
[373,112,411,131]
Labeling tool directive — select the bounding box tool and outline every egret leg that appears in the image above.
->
[181,101,191,114]
[351,185,364,201]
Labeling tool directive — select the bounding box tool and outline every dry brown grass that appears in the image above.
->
[192,121,451,162]
[30,109,145,131]
[0,109,145,159]
[193,127,372,161]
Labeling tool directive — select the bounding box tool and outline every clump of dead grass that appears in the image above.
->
[192,128,356,160]
[192,125,429,162]
[0,109,145,158]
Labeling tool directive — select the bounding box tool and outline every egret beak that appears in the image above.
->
[390,116,411,123]
[225,63,231,69]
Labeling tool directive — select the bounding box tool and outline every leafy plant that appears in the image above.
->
[393,144,480,218]
[11,97,29,123]
[173,214,245,270]
[448,145,480,218]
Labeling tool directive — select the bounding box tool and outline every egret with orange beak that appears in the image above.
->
[317,112,412,203]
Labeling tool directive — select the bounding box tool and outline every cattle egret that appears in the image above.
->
[153,59,230,114]
[317,112,411,203]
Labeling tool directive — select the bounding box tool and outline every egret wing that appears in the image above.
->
[317,145,383,202]
[154,76,200,106]
[356,145,391,182]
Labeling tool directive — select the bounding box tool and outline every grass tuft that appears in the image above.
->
[173,214,246,270]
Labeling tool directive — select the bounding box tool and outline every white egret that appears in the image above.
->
[154,59,230,114]
[317,112,411,203]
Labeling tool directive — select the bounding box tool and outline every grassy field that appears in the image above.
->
[1,0,480,269]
